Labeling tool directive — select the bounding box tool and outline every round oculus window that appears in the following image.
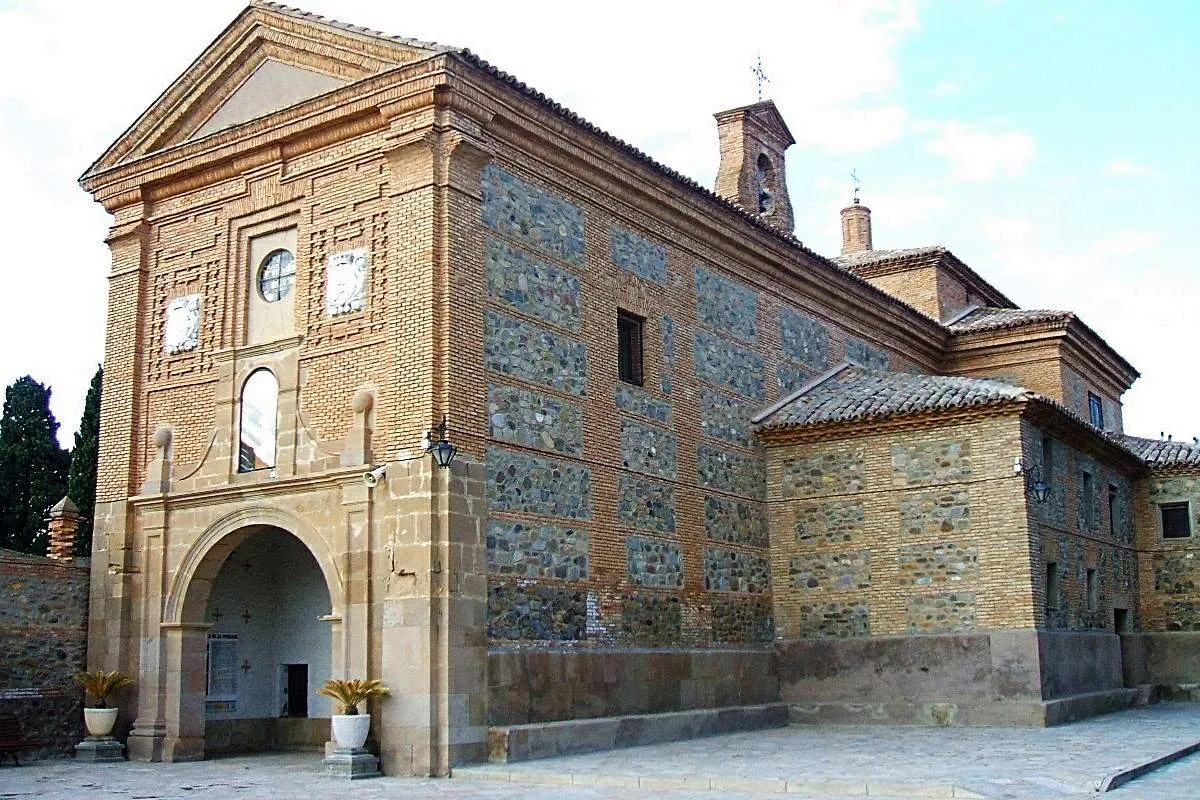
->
[257,249,296,303]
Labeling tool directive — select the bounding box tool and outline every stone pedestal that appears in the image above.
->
[75,736,124,762]
[323,746,380,779]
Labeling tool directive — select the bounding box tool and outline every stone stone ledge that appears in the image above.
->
[485,702,787,763]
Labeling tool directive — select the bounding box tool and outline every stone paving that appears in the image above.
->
[2,705,1200,799]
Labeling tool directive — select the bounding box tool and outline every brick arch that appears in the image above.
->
[163,506,343,625]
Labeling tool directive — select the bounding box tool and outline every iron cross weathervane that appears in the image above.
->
[752,55,769,102]
[851,168,861,204]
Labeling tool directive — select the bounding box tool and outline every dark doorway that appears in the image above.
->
[282,664,308,718]
[1114,607,1131,634]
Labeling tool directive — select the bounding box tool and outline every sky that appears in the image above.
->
[0,0,1196,445]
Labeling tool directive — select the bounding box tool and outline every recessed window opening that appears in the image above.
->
[239,368,278,473]
[1088,392,1104,428]
[1161,502,1192,539]
[1108,485,1119,538]
[1082,471,1096,529]
[258,248,296,303]
[617,310,644,387]
[1046,562,1060,612]
[1041,437,1054,484]
[755,153,775,214]
[1086,568,1098,612]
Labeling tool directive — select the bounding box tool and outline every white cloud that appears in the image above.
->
[922,121,1035,181]
[1091,229,1161,257]
[932,79,962,95]
[797,105,908,153]
[1104,159,1156,177]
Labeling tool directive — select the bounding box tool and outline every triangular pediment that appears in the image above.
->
[84,2,451,180]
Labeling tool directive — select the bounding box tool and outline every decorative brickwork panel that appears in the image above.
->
[705,547,770,593]
[797,601,870,638]
[698,445,766,500]
[484,309,588,396]
[488,383,583,457]
[305,210,390,348]
[695,265,757,343]
[794,500,865,545]
[698,388,753,447]
[898,489,970,537]
[898,542,979,586]
[777,362,813,395]
[486,520,590,581]
[485,237,581,331]
[627,536,684,588]
[661,314,676,395]
[481,164,585,267]
[693,330,765,401]
[906,593,977,633]
[620,419,678,480]
[781,449,865,498]
[789,550,871,591]
[891,440,971,487]
[712,598,774,644]
[618,476,676,534]
[610,226,667,283]
[621,593,682,644]
[488,584,587,641]
[705,496,768,548]
[780,307,830,370]
[1154,553,1200,595]
[846,337,891,370]
[615,385,672,425]
[149,257,223,383]
[485,447,591,520]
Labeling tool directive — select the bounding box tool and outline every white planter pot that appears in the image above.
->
[84,707,118,737]
[330,714,371,749]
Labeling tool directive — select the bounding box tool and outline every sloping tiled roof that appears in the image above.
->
[253,2,454,54]
[756,364,1034,430]
[831,246,945,271]
[949,306,1075,334]
[1124,436,1200,468]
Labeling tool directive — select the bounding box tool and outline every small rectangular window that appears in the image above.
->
[1108,485,1119,538]
[617,310,644,386]
[1088,392,1104,428]
[1041,437,1055,483]
[1082,471,1095,529]
[1046,562,1060,611]
[1086,568,1098,612]
[1161,502,1193,539]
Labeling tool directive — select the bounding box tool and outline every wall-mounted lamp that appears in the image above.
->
[425,414,458,469]
[1025,465,1051,505]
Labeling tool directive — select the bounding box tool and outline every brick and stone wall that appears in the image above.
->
[1135,469,1200,632]
[0,552,89,758]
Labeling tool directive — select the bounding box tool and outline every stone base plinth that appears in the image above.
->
[75,736,124,762]
[323,746,380,779]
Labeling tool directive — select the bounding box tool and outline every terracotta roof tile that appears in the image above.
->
[1124,436,1200,467]
[949,306,1075,334]
[831,246,946,271]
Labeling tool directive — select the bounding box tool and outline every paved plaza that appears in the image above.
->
[4,705,1200,799]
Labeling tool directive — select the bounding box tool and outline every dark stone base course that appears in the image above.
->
[0,696,83,760]
[487,702,788,763]
[778,630,1131,727]
[488,648,777,726]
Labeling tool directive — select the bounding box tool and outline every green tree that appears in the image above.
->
[67,365,102,555]
[0,376,70,554]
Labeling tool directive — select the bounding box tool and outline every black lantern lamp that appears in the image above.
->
[1026,465,1051,505]
[426,413,458,469]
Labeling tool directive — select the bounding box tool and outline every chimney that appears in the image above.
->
[46,496,82,561]
[840,201,872,254]
[713,100,795,233]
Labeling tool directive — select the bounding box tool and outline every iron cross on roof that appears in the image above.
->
[752,55,769,102]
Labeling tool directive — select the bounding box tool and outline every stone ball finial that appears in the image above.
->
[153,426,173,450]
[352,390,373,414]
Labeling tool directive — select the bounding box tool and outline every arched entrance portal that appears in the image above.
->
[198,526,333,754]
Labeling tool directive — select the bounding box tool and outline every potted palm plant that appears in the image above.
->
[72,670,134,737]
[318,678,389,749]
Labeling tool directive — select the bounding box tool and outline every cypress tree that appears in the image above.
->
[67,365,102,555]
[0,376,70,554]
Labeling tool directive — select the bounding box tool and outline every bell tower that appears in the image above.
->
[713,100,795,233]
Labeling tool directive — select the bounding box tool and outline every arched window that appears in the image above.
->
[238,369,278,473]
[756,153,775,214]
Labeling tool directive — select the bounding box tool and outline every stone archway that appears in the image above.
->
[146,515,342,762]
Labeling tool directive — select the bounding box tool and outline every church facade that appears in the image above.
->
[79,2,1200,776]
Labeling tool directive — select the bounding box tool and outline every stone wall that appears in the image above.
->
[767,413,1032,641]
[0,551,89,758]
[1135,469,1200,633]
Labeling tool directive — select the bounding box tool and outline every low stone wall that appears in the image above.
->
[0,551,90,758]
[1131,632,1200,687]
[488,648,777,726]
[778,631,1132,726]
[204,717,330,754]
